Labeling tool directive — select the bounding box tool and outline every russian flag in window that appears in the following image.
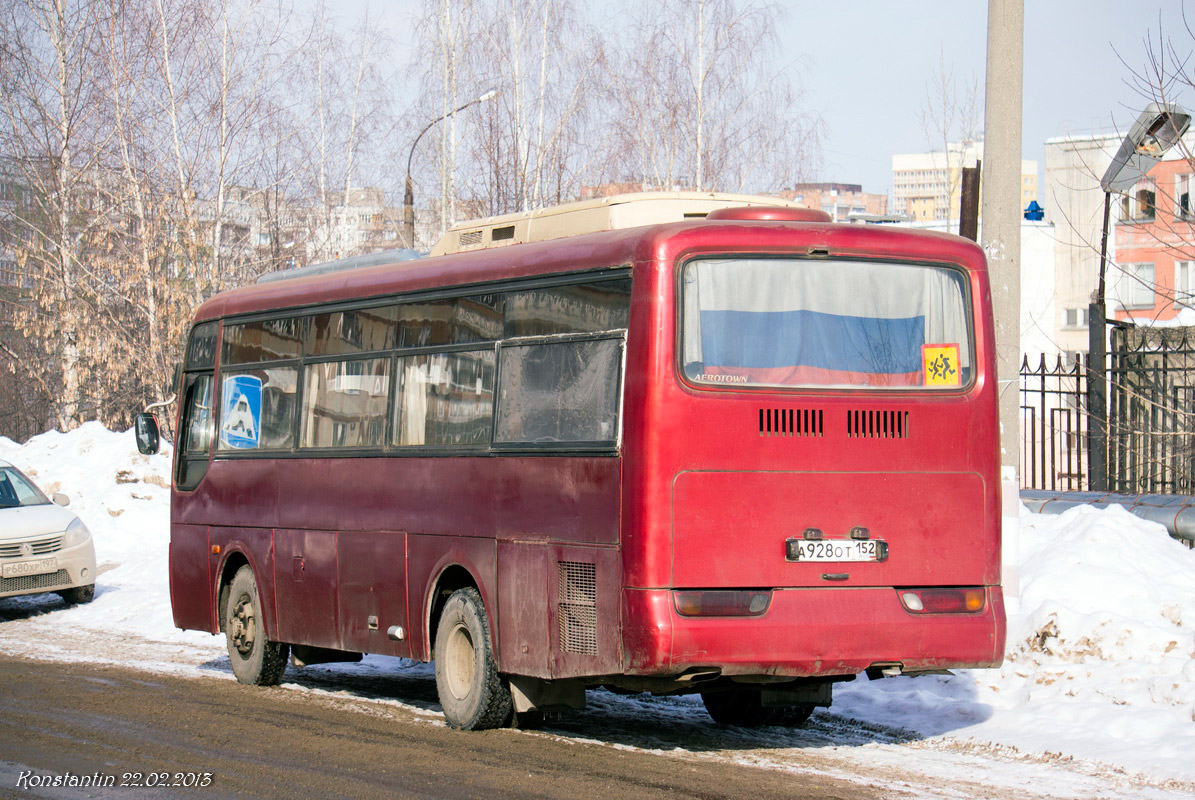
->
[684,259,968,388]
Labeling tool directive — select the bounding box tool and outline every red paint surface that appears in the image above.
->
[626,586,1006,677]
[208,526,277,637]
[671,471,996,589]
[705,206,833,222]
[406,534,497,662]
[338,531,410,658]
[171,217,1003,682]
[273,529,339,649]
[168,525,210,632]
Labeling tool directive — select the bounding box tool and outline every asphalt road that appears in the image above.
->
[0,657,886,800]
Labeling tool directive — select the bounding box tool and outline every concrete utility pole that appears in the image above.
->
[981,0,1023,484]
[982,0,1023,610]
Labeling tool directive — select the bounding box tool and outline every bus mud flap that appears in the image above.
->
[290,645,364,668]
[508,675,586,713]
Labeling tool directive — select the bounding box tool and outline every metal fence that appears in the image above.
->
[1020,325,1195,494]
[1107,325,1195,494]
[1021,354,1089,491]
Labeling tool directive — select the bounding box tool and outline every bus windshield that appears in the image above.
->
[681,257,972,390]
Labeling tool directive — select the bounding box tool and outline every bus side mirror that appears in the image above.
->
[135,412,161,455]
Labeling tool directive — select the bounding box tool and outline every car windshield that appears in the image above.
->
[681,257,973,390]
[0,467,50,508]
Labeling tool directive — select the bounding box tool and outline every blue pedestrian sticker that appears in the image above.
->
[220,374,262,449]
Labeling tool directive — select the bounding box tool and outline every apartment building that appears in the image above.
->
[892,141,1038,224]
[196,185,403,274]
[307,186,403,261]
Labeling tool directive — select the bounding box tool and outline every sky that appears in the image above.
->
[787,0,1191,195]
[330,0,1193,201]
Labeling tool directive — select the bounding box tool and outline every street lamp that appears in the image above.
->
[403,87,499,249]
[1087,102,1191,491]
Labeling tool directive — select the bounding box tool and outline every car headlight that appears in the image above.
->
[62,517,92,548]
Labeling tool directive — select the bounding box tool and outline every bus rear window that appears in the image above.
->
[681,258,972,390]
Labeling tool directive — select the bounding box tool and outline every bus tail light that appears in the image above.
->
[674,590,772,617]
[899,588,986,614]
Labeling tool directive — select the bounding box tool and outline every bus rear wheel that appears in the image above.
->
[700,688,782,727]
[780,704,816,727]
[434,587,512,730]
[225,565,289,686]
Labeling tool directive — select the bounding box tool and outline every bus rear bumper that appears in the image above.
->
[622,586,1006,678]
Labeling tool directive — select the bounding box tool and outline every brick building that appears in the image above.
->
[1112,155,1195,323]
[774,183,887,222]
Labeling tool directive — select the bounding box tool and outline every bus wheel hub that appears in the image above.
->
[230,597,256,655]
[445,622,476,700]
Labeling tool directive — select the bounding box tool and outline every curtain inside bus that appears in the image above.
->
[682,258,972,389]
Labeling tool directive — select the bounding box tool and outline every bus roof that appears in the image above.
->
[429,191,808,256]
[193,211,984,324]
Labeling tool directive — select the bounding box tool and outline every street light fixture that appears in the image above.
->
[1087,102,1191,491]
[403,87,499,249]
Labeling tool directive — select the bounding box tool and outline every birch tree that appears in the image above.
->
[918,50,982,223]
[603,0,820,193]
[0,0,114,429]
[469,0,603,214]
[292,2,393,261]
[409,0,604,231]
[408,0,482,235]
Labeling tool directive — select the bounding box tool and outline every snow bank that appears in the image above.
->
[2,423,1194,786]
[0,423,209,647]
[834,503,1195,782]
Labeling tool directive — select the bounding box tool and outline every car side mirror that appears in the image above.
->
[135,412,161,455]
[52,493,70,506]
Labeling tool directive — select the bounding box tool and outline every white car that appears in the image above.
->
[0,459,96,604]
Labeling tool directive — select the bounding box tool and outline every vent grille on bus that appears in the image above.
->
[759,408,823,437]
[557,561,597,656]
[847,409,909,439]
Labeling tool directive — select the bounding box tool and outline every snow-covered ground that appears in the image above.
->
[1,423,1193,799]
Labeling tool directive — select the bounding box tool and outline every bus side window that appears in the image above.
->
[217,367,298,451]
[302,358,389,448]
[495,337,622,446]
[505,281,630,337]
[393,350,496,447]
[177,373,214,489]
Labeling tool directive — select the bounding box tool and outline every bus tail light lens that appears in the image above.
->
[899,588,986,614]
[674,590,772,617]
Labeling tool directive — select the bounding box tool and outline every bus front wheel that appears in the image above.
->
[434,587,512,730]
[224,565,289,686]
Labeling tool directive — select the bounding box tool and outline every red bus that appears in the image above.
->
[140,193,1005,730]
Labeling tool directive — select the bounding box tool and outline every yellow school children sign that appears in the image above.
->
[922,344,961,386]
